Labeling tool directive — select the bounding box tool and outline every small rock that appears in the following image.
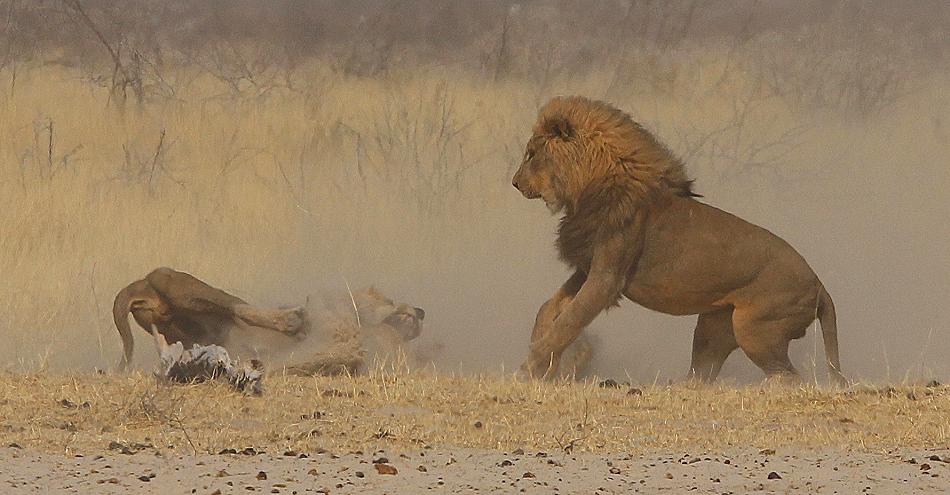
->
[137,475,151,482]
[513,448,525,456]
[760,449,776,455]
[929,455,946,463]
[211,490,222,495]
[499,460,513,467]
[767,472,782,480]
[307,468,319,476]
[256,471,268,480]
[474,421,483,429]
[373,457,390,464]
[627,387,643,396]
[417,465,427,472]
[609,467,621,475]
[8,443,22,449]
[108,441,133,455]
[355,471,365,478]
[374,464,398,475]
[920,464,932,471]
[522,472,535,479]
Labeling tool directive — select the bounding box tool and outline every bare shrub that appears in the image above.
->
[61,0,176,109]
[753,23,915,119]
[189,41,299,101]
[115,129,184,193]
[365,81,475,216]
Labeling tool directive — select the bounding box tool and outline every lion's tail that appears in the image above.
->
[817,284,846,386]
[112,284,135,371]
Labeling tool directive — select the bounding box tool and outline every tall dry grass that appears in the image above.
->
[0,5,947,382]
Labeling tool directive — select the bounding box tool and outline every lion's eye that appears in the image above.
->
[524,150,534,162]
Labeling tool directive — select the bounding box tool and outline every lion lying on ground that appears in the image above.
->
[113,268,427,375]
[283,287,427,376]
[112,267,307,370]
[511,96,845,384]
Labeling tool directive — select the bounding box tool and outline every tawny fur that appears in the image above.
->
[286,287,427,376]
[513,96,845,385]
[113,269,426,377]
[112,267,307,370]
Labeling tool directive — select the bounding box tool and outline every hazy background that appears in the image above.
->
[1,0,947,383]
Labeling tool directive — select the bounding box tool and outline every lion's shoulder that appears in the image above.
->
[557,176,644,269]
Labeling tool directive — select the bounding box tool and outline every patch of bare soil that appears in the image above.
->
[1,446,948,494]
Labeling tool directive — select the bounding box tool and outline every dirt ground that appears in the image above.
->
[1,372,948,493]
[2,445,948,494]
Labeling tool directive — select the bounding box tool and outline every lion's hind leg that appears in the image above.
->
[146,267,248,314]
[688,308,738,383]
[147,267,307,337]
[233,305,308,338]
[732,307,804,382]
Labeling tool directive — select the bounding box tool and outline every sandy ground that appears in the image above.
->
[2,444,948,494]
[2,373,949,493]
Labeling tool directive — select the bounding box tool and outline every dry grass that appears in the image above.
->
[1,371,947,457]
[0,6,947,381]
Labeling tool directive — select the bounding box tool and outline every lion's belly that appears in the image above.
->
[623,282,723,316]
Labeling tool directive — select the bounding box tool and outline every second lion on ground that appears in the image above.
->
[112,267,428,376]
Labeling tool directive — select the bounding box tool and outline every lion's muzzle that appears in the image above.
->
[512,174,540,199]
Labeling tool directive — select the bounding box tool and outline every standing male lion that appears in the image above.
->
[511,96,845,384]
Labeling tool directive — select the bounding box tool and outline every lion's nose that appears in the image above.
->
[414,307,426,320]
[512,177,521,191]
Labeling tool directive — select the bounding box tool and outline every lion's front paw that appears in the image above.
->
[518,358,553,381]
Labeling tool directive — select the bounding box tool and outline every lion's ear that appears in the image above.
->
[544,116,574,141]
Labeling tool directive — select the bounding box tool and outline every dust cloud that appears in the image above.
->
[0,0,947,384]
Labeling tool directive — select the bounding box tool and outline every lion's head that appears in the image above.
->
[512,96,696,214]
[351,287,425,342]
